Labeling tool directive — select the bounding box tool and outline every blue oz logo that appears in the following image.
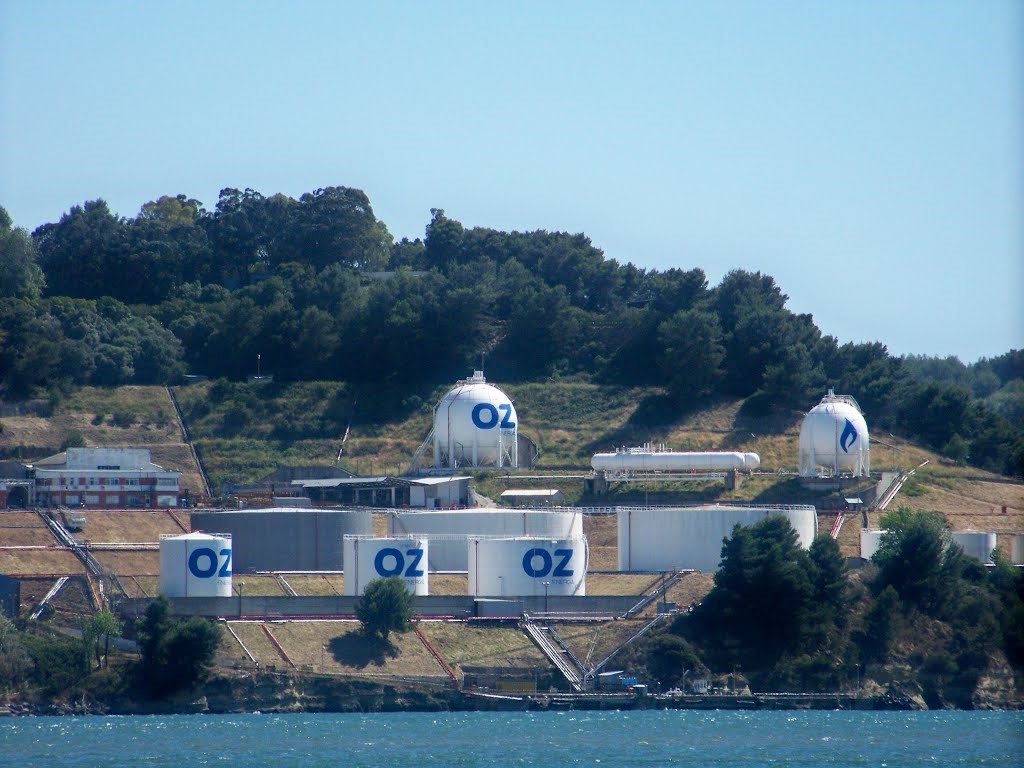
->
[522,547,574,578]
[188,547,231,578]
[840,419,858,453]
[374,547,425,578]
[471,402,516,429]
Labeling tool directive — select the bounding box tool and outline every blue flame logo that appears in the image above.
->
[840,419,858,453]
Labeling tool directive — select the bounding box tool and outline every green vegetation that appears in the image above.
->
[356,577,414,642]
[0,195,1018,477]
[642,507,1024,705]
[137,596,222,696]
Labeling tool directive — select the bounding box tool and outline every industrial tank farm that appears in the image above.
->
[799,390,870,477]
[433,371,518,469]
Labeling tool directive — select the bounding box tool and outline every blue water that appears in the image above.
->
[1,710,1021,767]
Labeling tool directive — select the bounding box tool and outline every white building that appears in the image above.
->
[29,448,181,509]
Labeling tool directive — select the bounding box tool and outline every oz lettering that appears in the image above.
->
[522,547,574,578]
[188,546,232,578]
[374,547,425,578]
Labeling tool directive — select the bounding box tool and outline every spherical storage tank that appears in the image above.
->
[799,390,870,477]
[343,537,429,596]
[159,533,233,597]
[433,371,518,468]
[618,505,818,572]
[468,537,586,597]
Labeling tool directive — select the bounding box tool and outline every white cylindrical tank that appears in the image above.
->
[388,508,583,571]
[800,390,870,477]
[860,529,885,560]
[1011,534,1024,566]
[952,531,997,564]
[468,537,586,597]
[159,533,233,597]
[343,537,429,596]
[617,505,818,572]
[433,371,518,468]
[592,447,760,473]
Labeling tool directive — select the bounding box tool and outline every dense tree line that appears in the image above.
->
[658,510,1024,705]
[0,189,1021,474]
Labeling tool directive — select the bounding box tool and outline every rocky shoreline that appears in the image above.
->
[3,670,1020,716]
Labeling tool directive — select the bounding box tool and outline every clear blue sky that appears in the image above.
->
[2,1,1021,363]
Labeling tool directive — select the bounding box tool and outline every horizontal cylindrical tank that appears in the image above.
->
[592,448,760,473]
[343,537,429,596]
[159,533,233,597]
[190,508,372,573]
[468,537,587,597]
[433,371,518,468]
[388,509,582,571]
[799,390,870,477]
[618,505,818,572]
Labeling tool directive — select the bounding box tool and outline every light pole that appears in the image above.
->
[542,581,550,614]
[498,575,503,597]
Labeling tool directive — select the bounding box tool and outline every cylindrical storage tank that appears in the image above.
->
[389,509,583,571]
[799,391,870,477]
[468,537,586,597]
[591,449,760,473]
[617,505,818,572]
[1011,534,1024,566]
[343,537,429,596]
[860,529,885,560]
[191,508,372,572]
[952,531,997,564]
[159,533,233,597]
[433,371,518,469]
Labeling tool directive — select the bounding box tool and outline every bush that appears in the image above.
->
[356,577,414,641]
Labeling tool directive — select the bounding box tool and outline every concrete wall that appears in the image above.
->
[116,594,639,619]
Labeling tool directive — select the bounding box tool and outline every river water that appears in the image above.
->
[1,710,1021,767]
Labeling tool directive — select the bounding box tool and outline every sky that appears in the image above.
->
[1,1,1021,363]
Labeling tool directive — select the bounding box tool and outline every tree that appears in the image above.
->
[680,515,816,671]
[657,309,725,403]
[873,507,960,616]
[0,207,45,300]
[137,596,221,695]
[0,616,31,688]
[83,609,120,669]
[356,577,414,641]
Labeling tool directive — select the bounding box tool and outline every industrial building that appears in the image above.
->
[27,448,182,509]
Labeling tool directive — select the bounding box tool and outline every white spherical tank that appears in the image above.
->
[799,390,870,477]
[433,371,518,468]
[468,537,586,597]
[592,448,760,473]
[159,533,233,597]
[343,537,429,596]
[388,508,583,571]
[618,505,818,572]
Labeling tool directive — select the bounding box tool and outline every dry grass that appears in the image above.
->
[0,512,53,545]
[550,618,652,669]
[92,551,159,576]
[419,622,548,670]
[70,510,186,543]
[0,549,83,576]
[585,573,660,597]
[279,574,343,596]
[427,573,468,596]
